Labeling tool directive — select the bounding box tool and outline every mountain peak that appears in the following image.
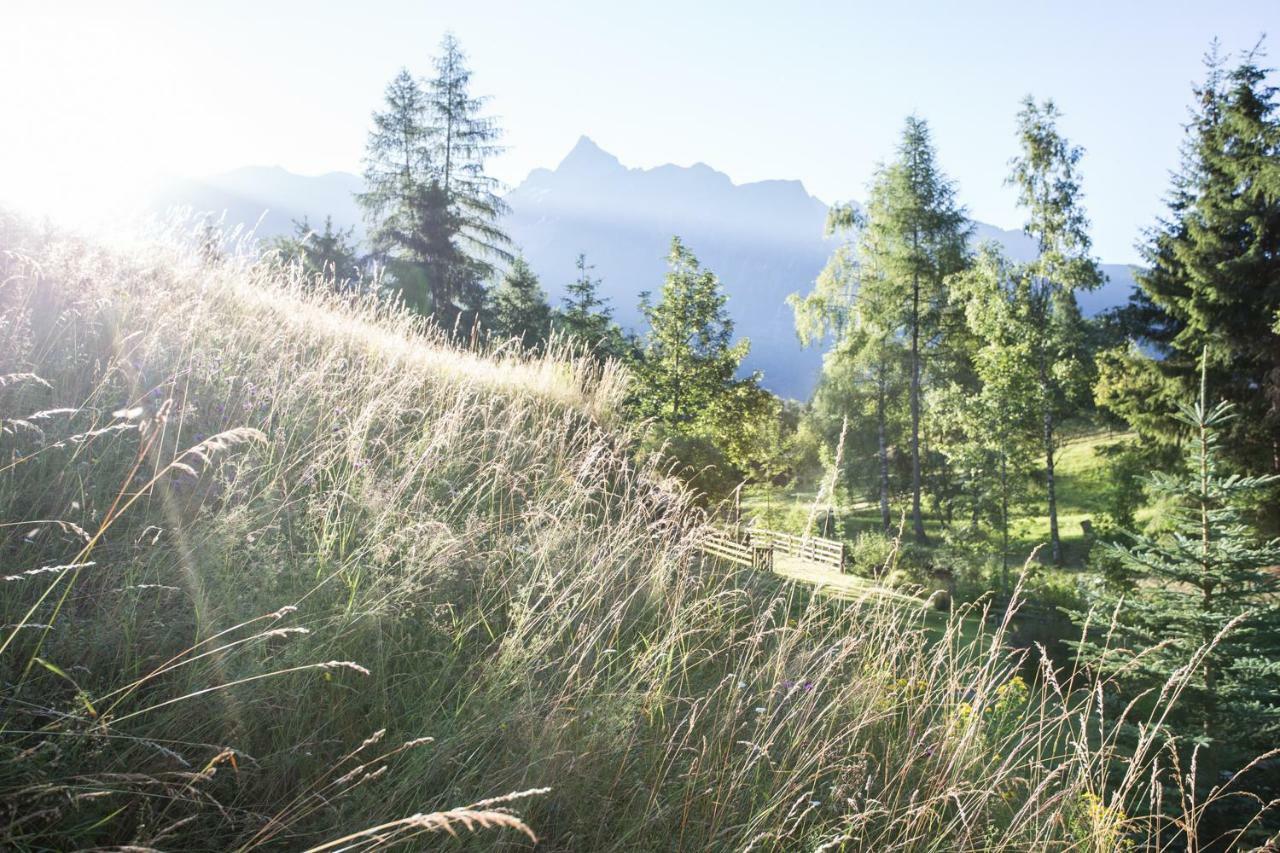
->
[557,136,623,174]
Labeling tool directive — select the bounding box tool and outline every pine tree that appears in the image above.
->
[1120,44,1280,474]
[270,216,361,289]
[491,257,552,351]
[861,117,971,542]
[1007,97,1102,564]
[631,237,750,428]
[1075,354,1280,772]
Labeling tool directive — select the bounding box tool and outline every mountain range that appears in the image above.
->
[152,137,1138,398]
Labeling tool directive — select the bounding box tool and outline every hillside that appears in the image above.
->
[0,216,1189,850]
[152,140,1139,398]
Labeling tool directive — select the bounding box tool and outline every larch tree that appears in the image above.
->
[1007,97,1102,564]
[862,117,971,542]
[792,203,906,533]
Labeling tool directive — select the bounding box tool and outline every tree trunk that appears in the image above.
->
[1043,396,1062,565]
[910,271,926,542]
[877,366,891,533]
[1000,452,1010,592]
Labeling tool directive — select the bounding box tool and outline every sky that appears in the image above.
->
[2,1,1276,263]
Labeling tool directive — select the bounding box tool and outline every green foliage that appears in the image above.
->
[849,530,899,577]
[1075,360,1280,774]
[269,215,362,288]
[1093,342,1185,446]
[632,237,749,426]
[1006,96,1103,565]
[558,253,630,360]
[424,34,512,289]
[3,214,1274,852]
[629,238,778,495]
[358,36,510,329]
[490,256,552,350]
[1093,439,1151,530]
[791,117,971,540]
[941,246,1043,585]
[868,116,973,542]
[1120,44,1280,474]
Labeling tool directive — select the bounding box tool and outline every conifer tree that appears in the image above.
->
[1075,354,1280,771]
[1007,97,1102,564]
[559,253,626,358]
[358,69,450,313]
[1119,44,1280,473]
[792,204,907,532]
[942,245,1044,586]
[861,117,971,542]
[491,257,552,351]
[631,237,750,428]
[270,216,361,289]
[358,36,511,328]
[425,32,512,323]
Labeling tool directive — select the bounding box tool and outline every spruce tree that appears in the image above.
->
[425,33,512,324]
[631,237,750,428]
[270,216,361,289]
[1075,355,1280,773]
[491,257,552,351]
[1007,97,1102,564]
[359,36,511,329]
[559,253,625,358]
[358,69,449,313]
[1121,44,1280,474]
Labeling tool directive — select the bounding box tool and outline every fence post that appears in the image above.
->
[840,541,848,574]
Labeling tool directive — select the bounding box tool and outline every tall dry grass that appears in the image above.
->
[1,212,1273,850]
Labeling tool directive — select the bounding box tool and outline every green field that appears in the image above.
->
[741,426,1134,573]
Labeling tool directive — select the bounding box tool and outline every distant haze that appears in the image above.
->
[152,137,1137,398]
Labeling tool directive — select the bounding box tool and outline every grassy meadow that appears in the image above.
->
[0,217,1265,850]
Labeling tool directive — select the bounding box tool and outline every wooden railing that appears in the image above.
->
[700,530,774,570]
[750,527,847,572]
[699,526,845,573]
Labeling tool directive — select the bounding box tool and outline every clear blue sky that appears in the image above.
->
[2,1,1275,262]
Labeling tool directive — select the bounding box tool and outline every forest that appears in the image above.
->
[2,23,1279,853]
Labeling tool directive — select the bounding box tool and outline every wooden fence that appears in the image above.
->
[699,526,845,573]
[747,527,847,573]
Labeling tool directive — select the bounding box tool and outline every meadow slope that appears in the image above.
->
[0,216,1252,850]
